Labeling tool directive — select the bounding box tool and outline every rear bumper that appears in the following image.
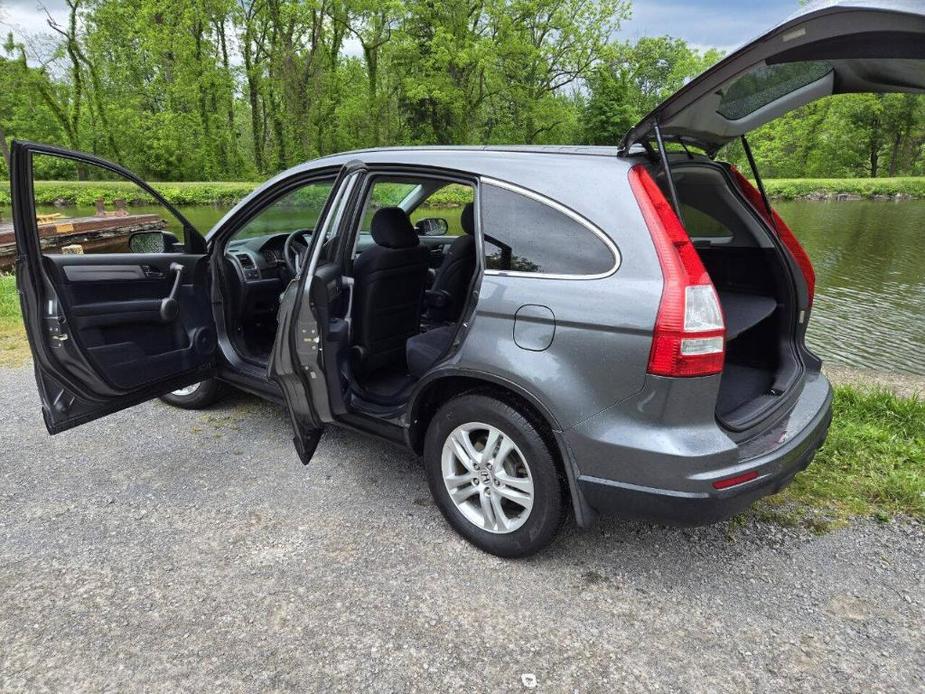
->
[566,371,833,526]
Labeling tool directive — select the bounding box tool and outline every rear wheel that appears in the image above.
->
[159,379,225,410]
[423,393,564,557]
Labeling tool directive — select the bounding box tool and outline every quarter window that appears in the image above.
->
[480,183,615,276]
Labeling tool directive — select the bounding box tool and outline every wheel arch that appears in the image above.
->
[406,368,596,527]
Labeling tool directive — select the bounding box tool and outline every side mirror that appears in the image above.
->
[415,217,449,236]
[129,231,181,254]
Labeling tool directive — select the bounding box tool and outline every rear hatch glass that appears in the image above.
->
[621,1,925,153]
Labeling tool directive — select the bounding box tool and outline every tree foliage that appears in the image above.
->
[0,0,922,181]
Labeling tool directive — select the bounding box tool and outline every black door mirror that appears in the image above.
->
[129,231,181,254]
[415,217,449,236]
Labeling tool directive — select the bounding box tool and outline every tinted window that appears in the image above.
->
[680,204,734,240]
[480,184,614,276]
[718,61,832,120]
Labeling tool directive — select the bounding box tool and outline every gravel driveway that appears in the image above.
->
[1,365,922,692]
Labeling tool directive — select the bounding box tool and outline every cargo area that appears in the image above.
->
[665,160,803,430]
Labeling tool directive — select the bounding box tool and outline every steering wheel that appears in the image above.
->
[283,228,313,275]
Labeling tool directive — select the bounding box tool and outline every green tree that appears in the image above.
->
[582,36,722,146]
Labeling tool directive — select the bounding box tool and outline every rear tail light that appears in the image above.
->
[730,167,816,306]
[629,165,725,378]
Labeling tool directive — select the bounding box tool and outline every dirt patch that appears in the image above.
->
[824,365,925,399]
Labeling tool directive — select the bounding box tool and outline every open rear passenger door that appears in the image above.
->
[268,162,362,464]
[10,141,217,433]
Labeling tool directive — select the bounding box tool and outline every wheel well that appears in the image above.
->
[410,375,565,474]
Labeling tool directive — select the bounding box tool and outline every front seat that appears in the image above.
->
[426,202,477,323]
[351,207,430,376]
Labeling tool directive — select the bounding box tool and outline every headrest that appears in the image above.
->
[460,202,475,235]
[370,207,418,249]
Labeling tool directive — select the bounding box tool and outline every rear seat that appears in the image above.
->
[406,325,455,378]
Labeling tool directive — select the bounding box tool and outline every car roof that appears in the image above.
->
[313,144,623,162]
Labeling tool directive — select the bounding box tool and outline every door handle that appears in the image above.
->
[160,262,184,322]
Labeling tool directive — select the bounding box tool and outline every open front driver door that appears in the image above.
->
[10,141,217,433]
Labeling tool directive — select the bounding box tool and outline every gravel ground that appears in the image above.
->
[1,365,923,693]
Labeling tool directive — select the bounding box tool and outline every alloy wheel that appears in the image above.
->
[171,382,201,397]
[441,422,534,534]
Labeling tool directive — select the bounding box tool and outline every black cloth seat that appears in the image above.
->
[426,202,476,323]
[352,207,430,376]
[406,325,455,378]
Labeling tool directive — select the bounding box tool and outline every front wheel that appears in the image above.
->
[423,393,565,558]
[159,379,225,410]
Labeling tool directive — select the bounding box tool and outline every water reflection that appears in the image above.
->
[776,200,925,375]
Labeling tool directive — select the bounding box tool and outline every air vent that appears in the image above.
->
[236,253,255,269]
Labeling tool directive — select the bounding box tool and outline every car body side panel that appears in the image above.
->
[450,273,660,430]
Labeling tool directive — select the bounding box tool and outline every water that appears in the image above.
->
[776,200,925,376]
[26,199,925,376]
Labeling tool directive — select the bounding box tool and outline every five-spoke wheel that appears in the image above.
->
[425,393,564,557]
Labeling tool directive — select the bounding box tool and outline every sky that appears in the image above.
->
[616,0,801,52]
[1,0,803,56]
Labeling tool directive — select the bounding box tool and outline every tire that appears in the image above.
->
[159,379,225,410]
[423,393,565,558]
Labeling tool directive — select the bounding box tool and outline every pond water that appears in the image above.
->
[775,199,925,377]
[26,198,925,376]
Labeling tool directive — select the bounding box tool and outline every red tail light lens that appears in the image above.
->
[730,167,816,306]
[629,165,725,378]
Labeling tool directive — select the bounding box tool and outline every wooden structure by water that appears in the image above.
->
[0,213,167,271]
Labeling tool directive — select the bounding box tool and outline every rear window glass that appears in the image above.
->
[718,61,832,120]
[680,204,734,240]
[480,183,615,276]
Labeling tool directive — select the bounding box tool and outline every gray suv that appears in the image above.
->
[11,1,924,556]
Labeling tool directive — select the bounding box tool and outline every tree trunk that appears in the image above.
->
[0,123,10,174]
[888,130,903,177]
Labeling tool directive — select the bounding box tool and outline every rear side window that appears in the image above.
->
[480,182,615,276]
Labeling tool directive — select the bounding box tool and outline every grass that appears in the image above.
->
[0,276,921,526]
[753,386,925,528]
[0,274,27,368]
[763,177,925,200]
[0,180,473,208]
[1,178,923,208]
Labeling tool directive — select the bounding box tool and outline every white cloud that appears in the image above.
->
[1,0,67,36]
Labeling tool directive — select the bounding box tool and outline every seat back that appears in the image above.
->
[352,207,430,374]
[429,202,477,322]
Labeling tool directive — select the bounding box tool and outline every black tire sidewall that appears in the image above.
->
[159,379,224,410]
[424,393,563,558]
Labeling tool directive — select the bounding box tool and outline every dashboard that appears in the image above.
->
[223,230,457,323]
[226,232,291,283]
